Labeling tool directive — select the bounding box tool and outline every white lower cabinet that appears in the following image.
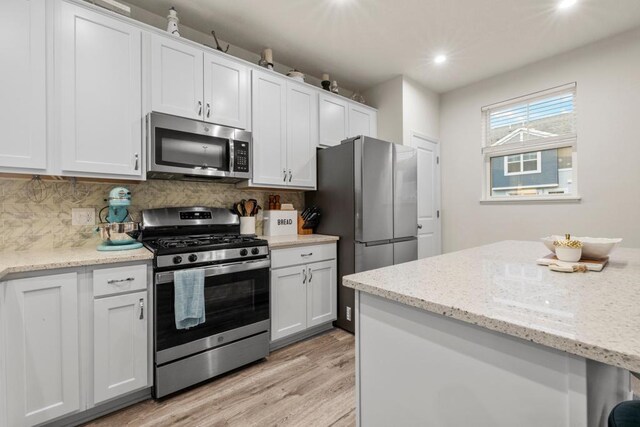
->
[94,291,148,404]
[306,260,337,328]
[3,273,80,427]
[0,263,151,427]
[271,266,307,340]
[270,244,337,342]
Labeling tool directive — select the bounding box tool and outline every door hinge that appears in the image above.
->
[437,210,440,218]
[437,156,439,165]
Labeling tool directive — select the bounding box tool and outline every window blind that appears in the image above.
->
[483,84,576,148]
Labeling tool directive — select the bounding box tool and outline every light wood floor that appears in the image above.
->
[86,329,355,427]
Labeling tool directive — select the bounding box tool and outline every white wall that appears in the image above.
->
[402,77,440,145]
[363,76,404,144]
[440,27,640,252]
[363,75,439,145]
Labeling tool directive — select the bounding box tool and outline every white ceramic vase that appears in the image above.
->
[240,217,256,235]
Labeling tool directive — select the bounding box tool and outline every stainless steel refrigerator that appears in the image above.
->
[306,136,418,333]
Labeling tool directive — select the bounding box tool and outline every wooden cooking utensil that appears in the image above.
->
[244,200,255,217]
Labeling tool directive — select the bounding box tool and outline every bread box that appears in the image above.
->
[263,210,298,236]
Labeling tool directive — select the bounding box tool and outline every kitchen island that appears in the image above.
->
[343,241,640,427]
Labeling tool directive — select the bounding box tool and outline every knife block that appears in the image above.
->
[298,214,313,235]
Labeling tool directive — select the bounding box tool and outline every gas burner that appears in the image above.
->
[154,234,260,249]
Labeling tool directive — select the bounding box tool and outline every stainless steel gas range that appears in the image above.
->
[140,206,270,398]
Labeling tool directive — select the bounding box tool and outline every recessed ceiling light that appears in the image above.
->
[434,54,447,64]
[557,0,578,10]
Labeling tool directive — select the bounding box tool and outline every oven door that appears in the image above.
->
[154,258,270,365]
[148,112,248,179]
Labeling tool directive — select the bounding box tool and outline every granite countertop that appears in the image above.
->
[343,240,640,372]
[261,234,340,249]
[0,246,154,280]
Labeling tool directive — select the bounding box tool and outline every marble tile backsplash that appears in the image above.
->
[0,177,304,251]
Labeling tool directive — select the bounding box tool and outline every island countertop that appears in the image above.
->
[343,240,640,372]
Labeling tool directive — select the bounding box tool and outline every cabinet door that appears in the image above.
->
[286,82,318,188]
[0,0,46,171]
[4,273,80,426]
[271,266,307,341]
[58,2,142,176]
[252,70,287,186]
[349,103,378,138]
[94,292,148,404]
[151,35,204,120]
[319,93,348,147]
[203,53,248,129]
[306,260,337,328]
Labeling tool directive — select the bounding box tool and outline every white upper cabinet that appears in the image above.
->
[319,93,349,147]
[249,70,317,189]
[151,35,204,120]
[204,53,248,129]
[4,273,80,426]
[251,70,287,186]
[349,103,378,138]
[286,82,317,188]
[57,2,142,177]
[0,0,47,171]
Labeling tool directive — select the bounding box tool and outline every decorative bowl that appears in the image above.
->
[541,236,622,260]
[97,222,140,245]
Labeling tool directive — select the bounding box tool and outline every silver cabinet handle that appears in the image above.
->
[417,224,423,229]
[302,268,307,284]
[134,153,139,171]
[288,170,292,182]
[107,277,135,285]
[197,101,202,116]
[206,102,211,118]
[308,268,313,283]
[283,169,287,182]
[139,298,144,320]
[300,253,313,257]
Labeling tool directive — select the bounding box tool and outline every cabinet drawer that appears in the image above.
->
[271,243,336,269]
[93,264,147,297]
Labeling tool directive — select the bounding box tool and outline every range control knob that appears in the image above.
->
[251,247,260,255]
[188,254,198,263]
[240,249,248,256]
[173,256,183,264]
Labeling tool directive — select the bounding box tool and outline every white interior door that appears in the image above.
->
[412,132,441,258]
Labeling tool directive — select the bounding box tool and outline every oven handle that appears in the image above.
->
[155,258,271,285]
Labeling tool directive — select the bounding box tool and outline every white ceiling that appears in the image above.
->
[125,0,640,93]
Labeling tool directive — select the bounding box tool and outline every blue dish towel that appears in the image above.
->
[174,269,206,330]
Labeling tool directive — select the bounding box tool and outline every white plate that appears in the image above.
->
[541,236,622,260]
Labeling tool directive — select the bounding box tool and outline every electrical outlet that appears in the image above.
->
[72,208,95,226]
[346,306,352,321]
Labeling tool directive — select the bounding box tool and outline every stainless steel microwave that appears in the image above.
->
[147,112,251,182]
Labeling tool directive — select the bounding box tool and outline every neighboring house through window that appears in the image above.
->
[481,83,579,201]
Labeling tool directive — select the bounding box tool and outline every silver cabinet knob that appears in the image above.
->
[417,224,423,229]
[139,298,144,320]
[288,170,292,182]
[283,169,287,182]
[134,153,139,171]
[206,102,211,118]
[302,268,307,284]
[197,101,203,116]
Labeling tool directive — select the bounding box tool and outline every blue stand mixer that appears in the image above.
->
[96,187,142,251]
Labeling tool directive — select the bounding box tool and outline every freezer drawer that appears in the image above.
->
[393,239,418,265]
[393,144,418,239]
[355,242,394,273]
[355,137,393,243]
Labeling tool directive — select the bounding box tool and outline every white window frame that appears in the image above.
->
[480,83,580,203]
[503,152,541,176]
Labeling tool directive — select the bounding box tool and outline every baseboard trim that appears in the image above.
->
[45,388,152,427]
[269,322,334,351]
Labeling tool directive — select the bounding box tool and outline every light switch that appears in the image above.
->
[72,208,96,226]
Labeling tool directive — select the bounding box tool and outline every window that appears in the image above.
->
[481,83,578,201]
[504,152,541,175]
